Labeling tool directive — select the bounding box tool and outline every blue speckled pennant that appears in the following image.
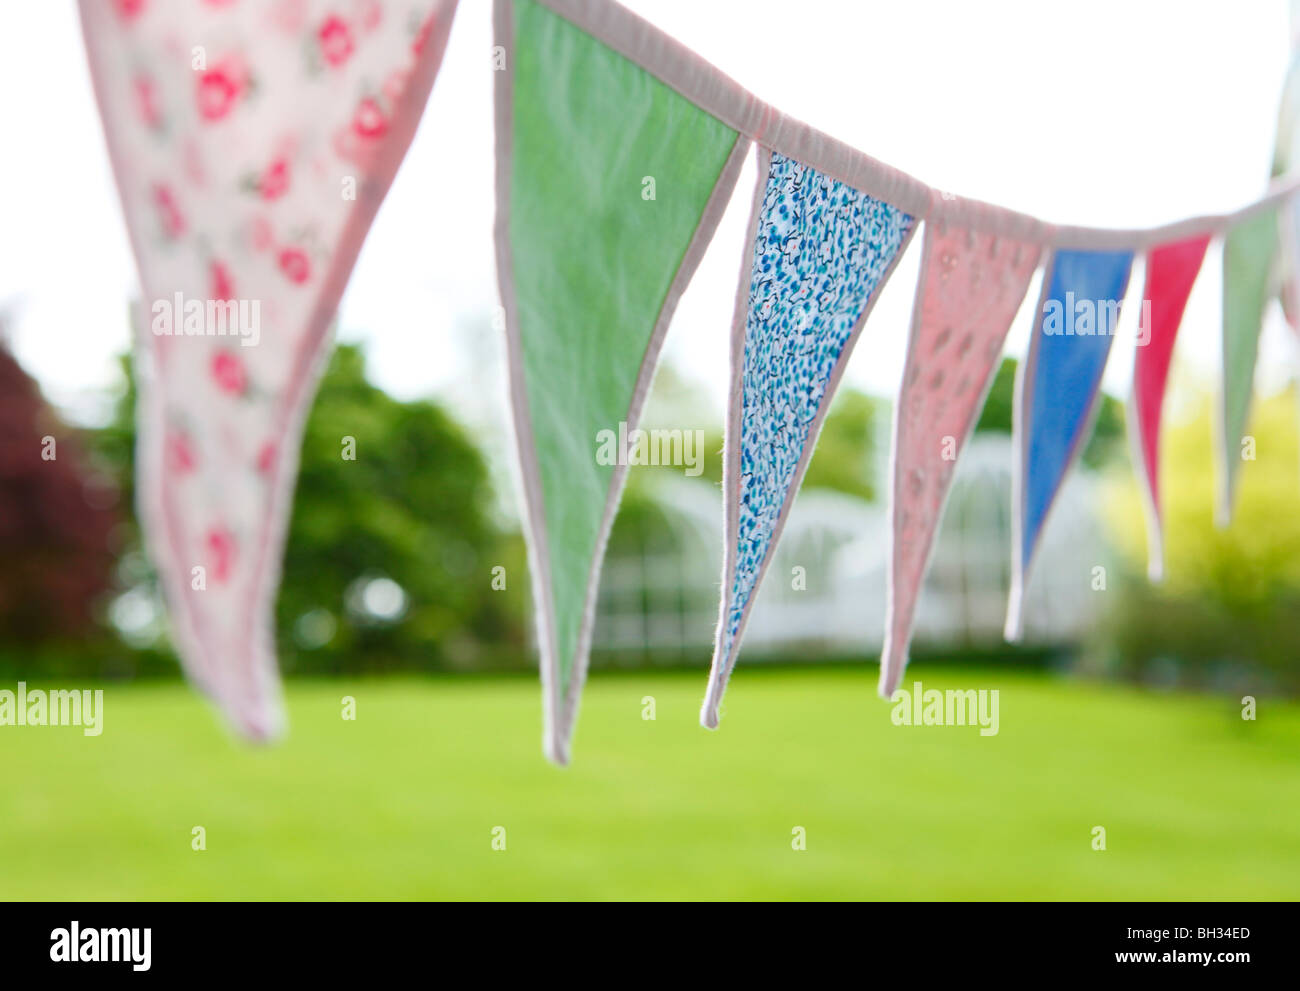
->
[702,150,914,727]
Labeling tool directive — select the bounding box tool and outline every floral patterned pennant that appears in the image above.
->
[702,149,915,729]
[80,0,458,738]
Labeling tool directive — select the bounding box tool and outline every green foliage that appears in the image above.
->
[1098,389,1300,689]
[633,363,723,487]
[277,345,525,673]
[974,357,1017,434]
[802,388,879,501]
[634,375,880,499]
[1081,388,1127,471]
[608,376,882,586]
[93,354,139,516]
[88,344,526,676]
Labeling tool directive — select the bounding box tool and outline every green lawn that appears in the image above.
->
[1,666,1297,899]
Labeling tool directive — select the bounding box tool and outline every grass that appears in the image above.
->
[1,665,1297,900]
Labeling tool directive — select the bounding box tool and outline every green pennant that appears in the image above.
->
[1220,207,1278,524]
[495,0,743,762]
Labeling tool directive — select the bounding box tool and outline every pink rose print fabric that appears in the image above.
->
[80,0,458,739]
[880,218,1039,699]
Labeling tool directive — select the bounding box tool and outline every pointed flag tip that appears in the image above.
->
[543,736,572,767]
[877,645,903,700]
[1003,586,1023,642]
[1214,500,1234,530]
[228,704,286,745]
[701,645,727,729]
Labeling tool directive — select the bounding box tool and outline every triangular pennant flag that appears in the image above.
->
[81,0,458,738]
[1219,208,1278,525]
[1129,235,1210,580]
[702,148,916,728]
[1006,248,1133,640]
[879,221,1040,699]
[493,0,748,763]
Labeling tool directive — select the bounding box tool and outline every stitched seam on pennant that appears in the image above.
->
[78,3,219,707]
[493,0,569,763]
[1006,248,1057,639]
[704,143,770,727]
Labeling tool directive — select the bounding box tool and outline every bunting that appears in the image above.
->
[880,217,1040,699]
[1006,249,1133,640]
[1129,235,1210,580]
[1219,209,1279,525]
[80,0,458,738]
[70,0,1300,761]
[494,0,748,762]
[702,149,915,728]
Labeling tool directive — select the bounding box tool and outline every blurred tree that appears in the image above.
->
[633,368,881,500]
[281,344,525,671]
[802,388,880,500]
[635,363,724,487]
[974,358,1017,435]
[1099,389,1300,690]
[0,338,119,643]
[92,343,526,675]
[605,373,882,638]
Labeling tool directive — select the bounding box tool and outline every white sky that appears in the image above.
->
[0,0,1295,427]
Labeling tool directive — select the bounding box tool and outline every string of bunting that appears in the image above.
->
[83,0,1300,763]
[496,0,1300,762]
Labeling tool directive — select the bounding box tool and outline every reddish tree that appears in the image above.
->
[0,337,120,642]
